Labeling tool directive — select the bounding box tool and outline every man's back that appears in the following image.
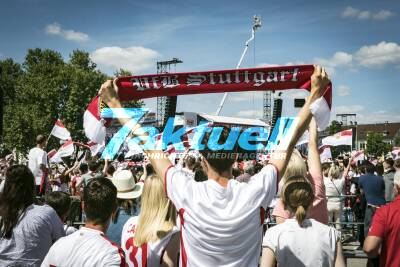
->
[359,173,386,205]
[165,164,277,267]
[368,197,400,267]
[41,227,125,267]
[28,147,47,185]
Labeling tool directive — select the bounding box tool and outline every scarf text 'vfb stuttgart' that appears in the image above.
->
[84,65,332,144]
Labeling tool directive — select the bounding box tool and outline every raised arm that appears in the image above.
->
[307,118,322,176]
[269,65,330,178]
[99,80,172,185]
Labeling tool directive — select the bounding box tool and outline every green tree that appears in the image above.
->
[328,120,342,135]
[2,49,145,153]
[394,135,400,147]
[366,132,390,157]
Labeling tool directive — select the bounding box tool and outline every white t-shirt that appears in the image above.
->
[165,164,278,267]
[323,177,345,204]
[28,147,48,185]
[41,227,126,267]
[121,216,179,267]
[263,218,340,267]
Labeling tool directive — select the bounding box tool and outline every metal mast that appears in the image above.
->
[215,15,261,116]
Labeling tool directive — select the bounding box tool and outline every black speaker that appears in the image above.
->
[294,98,305,108]
[271,98,283,128]
[163,96,177,125]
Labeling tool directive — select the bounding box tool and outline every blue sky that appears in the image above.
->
[1,0,399,124]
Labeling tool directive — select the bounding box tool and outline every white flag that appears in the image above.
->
[50,119,71,140]
[322,129,352,146]
[50,140,75,163]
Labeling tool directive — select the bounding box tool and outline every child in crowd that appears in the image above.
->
[261,175,345,267]
[46,191,78,235]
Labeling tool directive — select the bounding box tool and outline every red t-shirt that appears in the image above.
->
[368,196,400,267]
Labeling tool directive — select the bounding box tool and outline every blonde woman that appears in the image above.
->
[272,118,328,224]
[261,175,345,267]
[121,174,179,267]
[324,164,345,229]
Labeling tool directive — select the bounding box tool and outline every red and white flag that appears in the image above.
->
[319,145,332,162]
[50,140,75,163]
[50,119,71,140]
[87,141,105,157]
[84,96,106,144]
[322,129,353,146]
[352,150,365,164]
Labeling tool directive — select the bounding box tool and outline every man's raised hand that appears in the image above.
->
[311,65,331,98]
[98,79,120,107]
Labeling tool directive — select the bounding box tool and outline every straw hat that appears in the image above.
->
[112,170,143,199]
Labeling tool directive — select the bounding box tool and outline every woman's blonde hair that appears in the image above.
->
[328,165,341,180]
[278,152,308,192]
[134,175,176,246]
[282,175,314,225]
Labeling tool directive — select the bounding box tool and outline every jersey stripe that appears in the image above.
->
[178,208,188,267]
[101,233,127,267]
[164,164,174,197]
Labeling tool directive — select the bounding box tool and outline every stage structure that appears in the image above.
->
[156,58,183,127]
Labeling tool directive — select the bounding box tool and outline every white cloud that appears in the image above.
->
[90,46,161,73]
[358,11,371,20]
[334,105,365,114]
[337,85,350,97]
[45,23,89,42]
[357,110,400,124]
[314,51,353,75]
[315,41,400,72]
[236,109,263,118]
[342,6,394,21]
[354,41,400,68]
[372,10,395,20]
[342,6,360,18]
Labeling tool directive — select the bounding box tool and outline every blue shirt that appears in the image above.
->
[106,206,140,246]
[359,173,386,206]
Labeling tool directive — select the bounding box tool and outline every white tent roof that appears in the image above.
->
[199,113,269,127]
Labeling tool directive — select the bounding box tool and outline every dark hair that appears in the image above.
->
[185,156,196,170]
[45,191,71,220]
[395,158,400,169]
[83,178,117,225]
[36,135,46,145]
[199,127,238,174]
[0,165,35,238]
[146,164,154,176]
[106,165,115,176]
[194,168,208,182]
[321,162,331,172]
[112,199,137,223]
[385,158,394,167]
[365,163,376,174]
[375,163,384,176]
[88,161,99,172]
[232,167,241,178]
[79,163,88,173]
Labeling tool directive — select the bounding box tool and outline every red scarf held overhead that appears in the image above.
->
[114,65,332,108]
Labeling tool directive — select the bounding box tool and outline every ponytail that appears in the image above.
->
[282,175,314,226]
[295,205,307,224]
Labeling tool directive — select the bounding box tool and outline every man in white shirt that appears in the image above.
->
[42,178,126,267]
[99,66,330,266]
[28,135,49,195]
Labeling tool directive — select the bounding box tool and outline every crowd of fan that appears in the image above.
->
[1,66,400,267]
